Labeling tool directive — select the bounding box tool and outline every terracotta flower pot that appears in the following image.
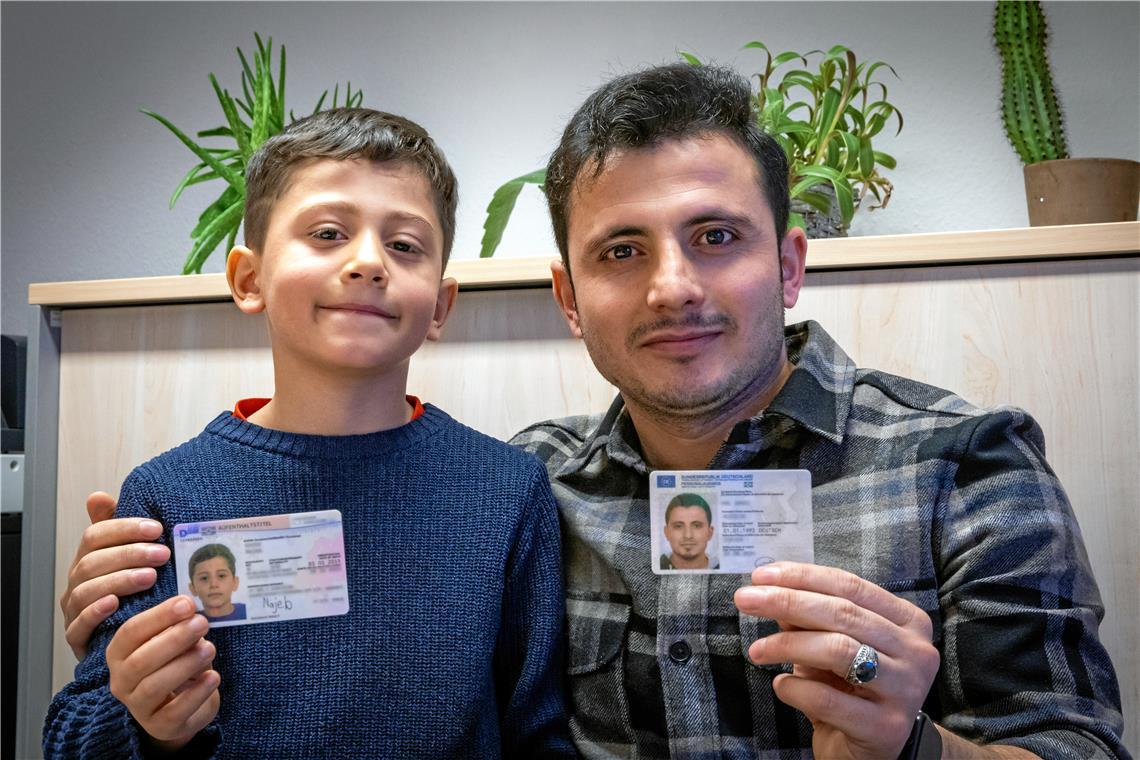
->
[1023,158,1140,226]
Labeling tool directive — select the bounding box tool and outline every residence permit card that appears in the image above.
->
[650,470,814,575]
[173,510,349,628]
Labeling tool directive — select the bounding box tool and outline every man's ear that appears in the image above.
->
[551,260,582,338]
[778,227,808,309]
[425,277,459,342]
[227,245,265,314]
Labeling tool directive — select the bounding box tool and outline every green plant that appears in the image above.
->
[684,43,902,233]
[480,170,546,258]
[143,34,363,274]
[993,0,1068,165]
[478,43,902,256]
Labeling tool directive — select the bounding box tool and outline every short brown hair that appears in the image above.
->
[189,543,237,576]
[243,108,459,267]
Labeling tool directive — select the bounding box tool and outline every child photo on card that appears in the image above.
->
[183,542,247,622]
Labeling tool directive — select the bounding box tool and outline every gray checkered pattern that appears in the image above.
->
[511,321,1128,760]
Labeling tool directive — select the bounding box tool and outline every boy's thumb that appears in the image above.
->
[85,491,118,523]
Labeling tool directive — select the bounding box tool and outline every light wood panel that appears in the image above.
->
[51,257,1138,743]
[28,222,1140,307]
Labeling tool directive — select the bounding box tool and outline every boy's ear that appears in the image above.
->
[425,277,459,342]
[227,245,265,314]
[551,260,582,338]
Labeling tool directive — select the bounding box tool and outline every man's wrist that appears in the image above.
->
[897,711,941,760]
[933,724,1042,759]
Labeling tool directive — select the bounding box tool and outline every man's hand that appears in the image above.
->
[734,562,940,760]
[107,596,220,752]
[60,491,169,659]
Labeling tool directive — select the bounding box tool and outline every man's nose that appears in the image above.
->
[646,242,703,311]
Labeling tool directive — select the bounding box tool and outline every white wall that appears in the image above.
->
[3,1,1138,336]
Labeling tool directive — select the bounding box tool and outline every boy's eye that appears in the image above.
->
[311,228,344,241]
[391,240,416,253]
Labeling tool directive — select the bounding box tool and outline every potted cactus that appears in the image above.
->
[994,0,1139,226]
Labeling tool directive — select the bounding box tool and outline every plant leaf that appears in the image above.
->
[831,179,855,224]
[209,74,250,160]
[678,50,702,66]
[183,199,243,274]
[859,136,874,177]
[141,108,245,193]
[873,150,897,170]
[190,186,241,239]
[479,170,546,258]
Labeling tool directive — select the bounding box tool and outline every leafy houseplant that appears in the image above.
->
[684,43,902,237]
[478,42,902,256]
[144,34,363,274]
[993,0,1139,225]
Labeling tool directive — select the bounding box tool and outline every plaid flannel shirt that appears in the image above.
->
[511,320,1127,760]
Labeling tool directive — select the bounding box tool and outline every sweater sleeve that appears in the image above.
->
[493,461,576,759]
[42,469,222,760]
[933,409,1127,759]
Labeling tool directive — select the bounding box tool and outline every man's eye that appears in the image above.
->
[702,228,732,245]
[608,244,634,260]
[391,241,415,253]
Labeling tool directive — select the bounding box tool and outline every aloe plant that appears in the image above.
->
[993,0,1068,165]
[143,34,363,274]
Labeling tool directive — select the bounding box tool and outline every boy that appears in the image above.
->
[44,109,571,758]
[186,544,245,622]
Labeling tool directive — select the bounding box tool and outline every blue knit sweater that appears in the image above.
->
[44,405,573,758]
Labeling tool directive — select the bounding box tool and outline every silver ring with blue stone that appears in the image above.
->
[845,643,880,686]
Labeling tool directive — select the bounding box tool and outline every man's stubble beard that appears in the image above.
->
[577,287,788,429]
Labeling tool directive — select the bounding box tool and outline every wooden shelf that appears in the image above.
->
[28,222,1139,308]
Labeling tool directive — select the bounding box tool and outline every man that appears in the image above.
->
[57,64,1127,759]
[660,494,717,570]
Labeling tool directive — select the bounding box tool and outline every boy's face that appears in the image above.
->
[189,556,239,616]
[228,158,457,377]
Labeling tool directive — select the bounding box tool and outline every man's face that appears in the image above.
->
[664,505,714,564]
[228,158,456,378]
[554,134,806,425]
[189,556,240,616]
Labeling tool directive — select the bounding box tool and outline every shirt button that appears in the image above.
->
[668,640,692,664]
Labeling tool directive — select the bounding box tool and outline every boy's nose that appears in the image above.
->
[344,235,389,285]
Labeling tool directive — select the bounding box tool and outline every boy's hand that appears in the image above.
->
[107,596,221,752]
[61,491,168,659]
